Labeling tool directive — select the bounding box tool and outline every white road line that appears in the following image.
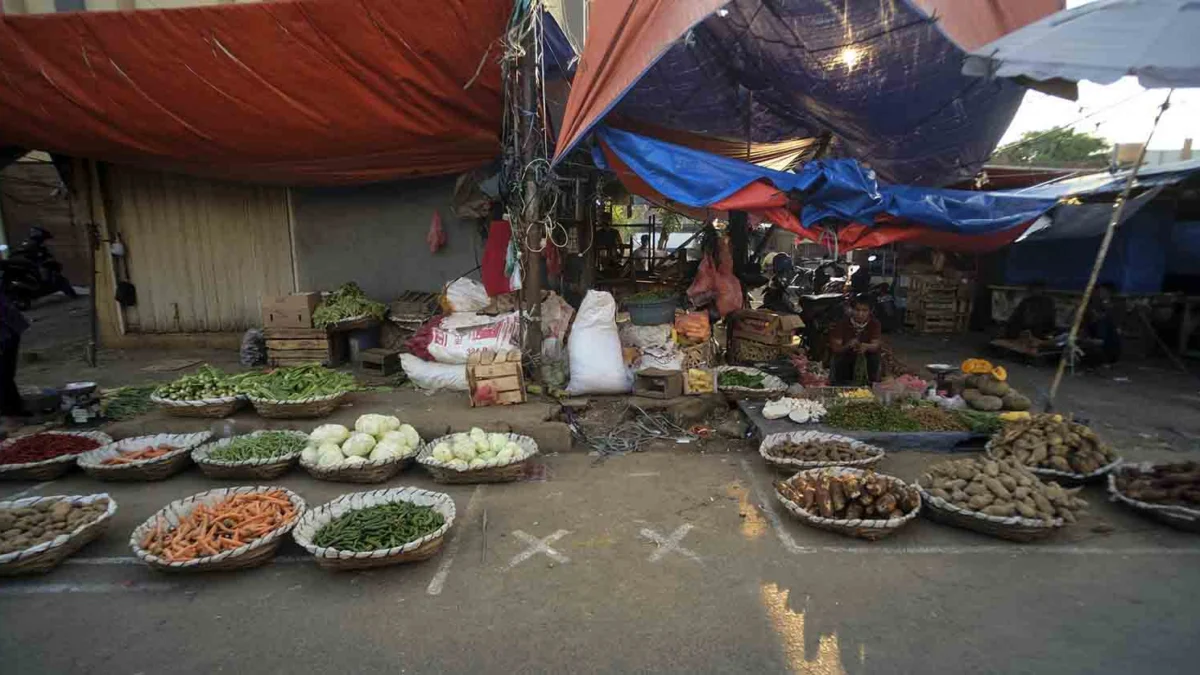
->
[504,529,570,570]
[640,523,703,564]
[628,472,660,478]
[427,485,484,596]
[1,481,55,501]
[737,457,1200,557]
[0,582,175,596]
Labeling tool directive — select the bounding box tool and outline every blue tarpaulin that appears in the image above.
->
[596,126,1057,234]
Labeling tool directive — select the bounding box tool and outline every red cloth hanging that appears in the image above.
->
[481,220,514,296]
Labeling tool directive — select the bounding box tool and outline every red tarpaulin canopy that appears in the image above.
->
[0,0,511,185]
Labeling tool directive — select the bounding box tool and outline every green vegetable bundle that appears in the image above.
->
[954,409,1004,435]
[824,401,922,432]
[103,385,158,421]
[719,370,766,389]
[236,364,357,401]
[207,432,307,462]
[155,366,240,401]
[313,282,387,329]
[313,502,444,552]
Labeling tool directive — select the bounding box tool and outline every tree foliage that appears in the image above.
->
[991,128,1111,168]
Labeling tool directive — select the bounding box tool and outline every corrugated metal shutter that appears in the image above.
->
[104,165,294,333]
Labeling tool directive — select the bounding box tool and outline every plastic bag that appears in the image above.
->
[619,323,673,350]
[401,354,467,391]
[405,316,444,361]
[427,312,521,365]
[566,291,632,395]
[442,277,489,313]
[427,211,446,253]
[541,292,575,342]
[687,255,718,307]
[713,236,743,317]
[239,329,266,367]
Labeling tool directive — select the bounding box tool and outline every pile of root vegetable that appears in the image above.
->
[776,470,919,521]
[988,414,1118,475]
[920,457,1089,523]
[765,439,877,463]
[0,498,110,556]
[1114,462,1200,509]
[139,490,298,562]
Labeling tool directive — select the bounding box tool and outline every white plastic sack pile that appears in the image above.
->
[428,312,521,364]
[619,323,682,372]
[401,354,468,391]
[566,291,632,395]
[443,277,490,314]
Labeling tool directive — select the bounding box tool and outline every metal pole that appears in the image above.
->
[1046,89,1173,408]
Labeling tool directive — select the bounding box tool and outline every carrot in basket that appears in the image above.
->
[140,490,297,562]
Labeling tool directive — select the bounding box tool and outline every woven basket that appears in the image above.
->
[76,432,211,482]
[1107,464,1200,533]
[248,392,347,419]
[0,431,114,481]
[191,430,307,479]
[129,486,306,572]
[915,484,1064,542]
[151,393,244,418]
[292,487,456,570]
[0,493,117,576]
[985,439,1122,486]
[775,468,920,541]
[417,432,538,484]
[759,430,885,473]
[715,366,786,400]
[300,453,416,484]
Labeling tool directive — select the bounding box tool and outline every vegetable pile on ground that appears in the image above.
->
[765,439,875,463]
[428,427,529,470]
[906,405,969,432]
[100,444,177,465]
[102,385,157,421]
[313,502,444,552]
[313,282,387,329]
[206,432,306,462]
[139,490,297,562]
[955,409,1005,435]
[0,498,110,555]
[687,369,715,394]
[0,434,102,465]
[154,365,241,401]
[761,397,826,423]
[1114,462,1200,509]
[837,387,874,401]
[989,413,1117,475]
[303,414,421,468]
[824,402,921,432]
[954,359,1031,413]
[920,457,1088,522]
[237,364,357,401]
[776,470,919,521]
[719,370,766,389]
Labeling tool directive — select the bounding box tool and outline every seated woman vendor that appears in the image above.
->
[830,299,882,385]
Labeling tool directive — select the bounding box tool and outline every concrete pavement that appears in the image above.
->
[2,448,1199,674]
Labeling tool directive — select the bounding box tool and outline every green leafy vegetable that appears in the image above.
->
[103,385,158,421]
[719,370,767,389]
[313,502,445,552]
[313,282,387,328]
[823,402,922,432]
[954,409,1004,435]
[235,364,357,401]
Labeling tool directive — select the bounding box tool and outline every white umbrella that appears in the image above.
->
[962,0,1200,90]
[961,0,1199,407]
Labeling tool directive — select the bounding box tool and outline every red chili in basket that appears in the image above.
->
[0,434,102,465]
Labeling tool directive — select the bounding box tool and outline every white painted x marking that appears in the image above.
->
[640,523,702,564]
[504,529,570,570]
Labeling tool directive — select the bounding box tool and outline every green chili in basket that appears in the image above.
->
[207,432,306,462]
[313,502,444,552]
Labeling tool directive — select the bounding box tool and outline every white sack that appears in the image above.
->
[567,291,632,395]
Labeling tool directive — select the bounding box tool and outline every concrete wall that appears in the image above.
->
[289,176,485,299]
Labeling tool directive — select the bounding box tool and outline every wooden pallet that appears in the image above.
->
[265,327,347,366]
[466,350,526,407]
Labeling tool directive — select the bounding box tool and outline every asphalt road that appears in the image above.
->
[2,450,1199,674]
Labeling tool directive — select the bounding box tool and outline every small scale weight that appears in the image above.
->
[60,381,101,425]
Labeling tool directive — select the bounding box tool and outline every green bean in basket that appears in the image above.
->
[313,502,444,552]
[206,432,306,462]
[235,364,357,401]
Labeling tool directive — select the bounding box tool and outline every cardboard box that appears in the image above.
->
[262,293,321,329]
[633,368,684,399]
[467,349,526,407]
[731,309,803,347]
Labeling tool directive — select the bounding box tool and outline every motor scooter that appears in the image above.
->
[0,226,76,309]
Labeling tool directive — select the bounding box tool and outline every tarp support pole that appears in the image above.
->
[1046,89,1174,409]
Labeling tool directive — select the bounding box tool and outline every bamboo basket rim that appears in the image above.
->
[191,430,308,468]
[417,431,538,473]
[246,391,348,405]
[984,438,1122,482]
[0,493,117,566]
[0,431,114,473]
[77,432,212,471]
[1107,464,1200,524]
[759,430,885,469]
[775,468,921,531]
[150,392,244,407]
[914,483,1064,529]
[129,486,305,569]
[292,487,456,561]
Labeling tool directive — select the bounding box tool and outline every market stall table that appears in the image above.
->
[737,400,987,453]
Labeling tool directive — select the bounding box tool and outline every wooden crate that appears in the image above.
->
[633,368,684,399]
[466,350,526,407]
[359,348,401,376]
[265,327,347,367]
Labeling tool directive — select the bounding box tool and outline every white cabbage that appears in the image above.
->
[342,432,376,457]
[309,424,350,446]
[342,455,367,466]
[397,424,421,448]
